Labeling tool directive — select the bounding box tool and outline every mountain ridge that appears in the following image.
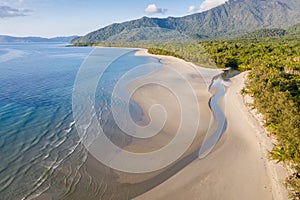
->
[0,35,78,43]
[72,0,300,44]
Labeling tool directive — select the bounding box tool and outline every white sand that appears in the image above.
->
[116,49,220,184]
[129,50,289,200]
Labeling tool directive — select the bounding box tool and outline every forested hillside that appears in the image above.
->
[72,0,300,44]
[288,23,300,36]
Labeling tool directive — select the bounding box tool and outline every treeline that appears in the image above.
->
[73,41,218,68]
[147,37,300,198]
[147,48,184,60]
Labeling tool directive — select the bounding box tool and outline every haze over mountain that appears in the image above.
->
[72,0,300,44]
[0,35,78,43]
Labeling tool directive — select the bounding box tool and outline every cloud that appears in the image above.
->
[198,0,229,12]
[188,5,196,13]
[0,5,32,18]
[144,4,167,15]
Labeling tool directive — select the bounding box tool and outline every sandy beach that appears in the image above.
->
[128,49,289,200]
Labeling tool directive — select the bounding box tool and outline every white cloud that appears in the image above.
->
[144,4,167,15]
[198,0,229,12]
[188,5,196,13]
[0,5,32,18]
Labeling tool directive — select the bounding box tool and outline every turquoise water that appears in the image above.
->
[0,44,161,199]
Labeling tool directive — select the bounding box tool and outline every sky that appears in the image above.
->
[0,0,228,37]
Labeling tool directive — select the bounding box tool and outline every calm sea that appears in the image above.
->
[0,43,161,200]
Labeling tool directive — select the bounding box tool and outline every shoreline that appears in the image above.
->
[129,49,289,199]
[241,72,291,200]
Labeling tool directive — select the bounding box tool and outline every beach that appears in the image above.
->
[0,45,290,200]
[129,50,289,200]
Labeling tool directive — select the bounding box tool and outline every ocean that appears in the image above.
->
[0,43,162,200]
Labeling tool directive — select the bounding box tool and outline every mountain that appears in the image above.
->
[0,35,78,43]
[72,0,300,44]
[287,23,300,36]
[238,23,300,39]
[239,28,287,39]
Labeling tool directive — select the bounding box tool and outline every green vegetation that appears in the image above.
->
[241,28,287,39]
[238,38,300,199]
[288,23,300,36]
[148,48,184,60]
[72,0,300,44]
[148,36,300,198]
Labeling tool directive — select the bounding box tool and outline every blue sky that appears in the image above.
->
[0,0,228,37]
